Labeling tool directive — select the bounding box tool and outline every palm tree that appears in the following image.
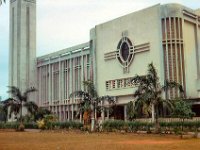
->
[0,98,11,121]
[0,102,8,122]
[126,101,137,121]
[7,86,37,130]
[70,81,97,131]
[70,80,114,131]
[132,63,184,132]
[34,107,51,121]
[24,101,38,120]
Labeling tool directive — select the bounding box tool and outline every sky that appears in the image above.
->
[0,0,200,100]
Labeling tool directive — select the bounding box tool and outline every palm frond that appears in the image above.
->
[161,99,174,112]
[83,80,98,98]
[7,86,23,101]
[23,87,37,101]
[24,101,38,114]
[100,95,115,104]
[8,100,21,117]
[70,90,86,98]
[162,80,184,97]
[132,62,184,120]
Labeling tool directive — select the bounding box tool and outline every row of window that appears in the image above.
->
[106,77,134,90]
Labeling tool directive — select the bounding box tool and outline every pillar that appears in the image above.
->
[124,105,127,121]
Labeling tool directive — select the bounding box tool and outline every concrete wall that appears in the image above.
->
[93,5,163,102]
[184,21,198,97]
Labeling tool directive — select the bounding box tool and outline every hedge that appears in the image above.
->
[160,121,200,132]
[0,121,83,130]
[102,120,200,132]
[0,122,19,129]
[48,121,83,130]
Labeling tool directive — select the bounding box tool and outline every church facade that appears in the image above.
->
[9,0,200,121]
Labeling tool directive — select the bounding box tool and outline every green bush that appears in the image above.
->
[48,121,83,130]
[160,121,200,133]
[102,120,200,133]
[24,122,38,129]
[0,122,38,129]
[102,120,126,131]
[127,121,153,132]
[0,122,19,129]
[0,121,83,130]
[102,120,153,132]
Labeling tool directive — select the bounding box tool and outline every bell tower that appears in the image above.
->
[9,0,36,99]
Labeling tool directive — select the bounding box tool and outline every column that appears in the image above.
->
[72,105,74,121]
[63,106,66,121]
[81,50,84,90]
[59,106,62,122]
[48,59,51,105]
[106,109,109,120]
[52,63,54,104]
[70,55,73,103]
[67,105,70,121]
[80,111,82,123]
[58,57,62,121]
[101,101,105,121]
[124,105,127,121]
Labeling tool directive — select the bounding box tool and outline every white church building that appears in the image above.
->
[9,0,200,121]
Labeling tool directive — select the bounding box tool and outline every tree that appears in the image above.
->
[0,103,7,122]
[126,101,136,121]
[70,80,115,131]
[7,86,37,131]
[23,101,38,121]
[132,63,184,132]
[70,81,97,131]
[34,107,51,121]
[24,101,38,115]
[172,100,195,137]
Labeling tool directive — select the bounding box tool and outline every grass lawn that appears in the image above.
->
[0,130,200,150]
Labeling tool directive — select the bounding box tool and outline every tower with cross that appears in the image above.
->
[9,0,36,100]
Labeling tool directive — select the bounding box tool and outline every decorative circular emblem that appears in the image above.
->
[117,37,134,69]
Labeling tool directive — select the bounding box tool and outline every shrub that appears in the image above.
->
[102,120,126,131]
[24,122,38,129]
[127,121,153,132]
[52,121,83,130]
[160,121,200,133]
[102,120,200,133]
[36,119,45,129]
[0,122,39,130]
[0,122,19,129]
[102,120,153,132]
[36,120,83,130]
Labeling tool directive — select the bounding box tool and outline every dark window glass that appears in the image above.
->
[121,42,129,61]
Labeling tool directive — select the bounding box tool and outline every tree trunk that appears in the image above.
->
[154,105,160,134]
[90,105,95,132]
[20,102,23,123]
[181,118,184,138]
[151,104,155,122]
[18,102,24,131]
[91,112,95,132]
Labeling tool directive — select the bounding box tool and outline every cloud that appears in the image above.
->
[36,0,158,55]
[0,3,9,100]
[37,0,200,56]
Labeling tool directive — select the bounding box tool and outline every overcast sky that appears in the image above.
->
[0,0,200,100]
